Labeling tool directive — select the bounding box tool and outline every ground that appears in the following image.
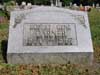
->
[0,8,100,75]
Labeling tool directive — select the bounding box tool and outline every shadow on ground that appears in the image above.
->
[1,40,8,63]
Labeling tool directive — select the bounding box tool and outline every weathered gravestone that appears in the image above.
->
[96,3,100,11]
[7,6,93,64]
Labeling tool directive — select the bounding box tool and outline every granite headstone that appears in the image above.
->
[7,6,93,64]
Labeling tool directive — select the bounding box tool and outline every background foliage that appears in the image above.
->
[0,0,100,6]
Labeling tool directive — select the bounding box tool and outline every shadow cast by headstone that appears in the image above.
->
[1,40,8,63]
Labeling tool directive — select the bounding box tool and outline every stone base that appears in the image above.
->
[7,52,93,64]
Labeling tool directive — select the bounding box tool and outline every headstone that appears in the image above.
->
[58,2,62,7]
[92,3,95,8]
[7,6,93,64]
[80,4,85,11]
[70,2,72,7]
[27,3,32,9]
[96,3,99,7]
[22,1,26,6]
[73,3,77,7]
[20,1,26,9]
[73,4,79,10]
[14,3,20,10]
[96,3,100,11]
[51,0,54,7]
[0,4,4,10]
[56,0,60,7]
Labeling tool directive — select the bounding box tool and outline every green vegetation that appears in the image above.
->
[0,11,6,17]
[88,9,100,63]
[88,9,100,46]
[0,24,9,30]
[0,64,100,75]
[0,8,100,74]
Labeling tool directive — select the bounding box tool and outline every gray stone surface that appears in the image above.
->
[7,53,93,64]
[7,6,93,64]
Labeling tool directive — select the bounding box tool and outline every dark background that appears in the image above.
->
[0,0,100,6]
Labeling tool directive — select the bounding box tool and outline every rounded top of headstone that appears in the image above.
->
[0,4,3,8]
[96,3,99,7]
[22,1,26,6]
[73,4,77,7]
[27,3,32,9]
[16,3,18,6]
[27,3,32,7]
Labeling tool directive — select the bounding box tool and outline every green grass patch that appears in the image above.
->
[88,8,100,46]
[0,11,6,17]
[0,24,9,30]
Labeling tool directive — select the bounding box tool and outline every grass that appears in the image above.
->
[88,8,100,46]
[0,11,6,17]
[0,64,100,75]
[0,8,100,75]
[0,24,9,30]
[88,8,100,63]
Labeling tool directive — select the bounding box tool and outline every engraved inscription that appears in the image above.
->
[23,23,77,46]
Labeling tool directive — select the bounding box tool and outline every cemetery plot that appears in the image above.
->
[23,23,77,46]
